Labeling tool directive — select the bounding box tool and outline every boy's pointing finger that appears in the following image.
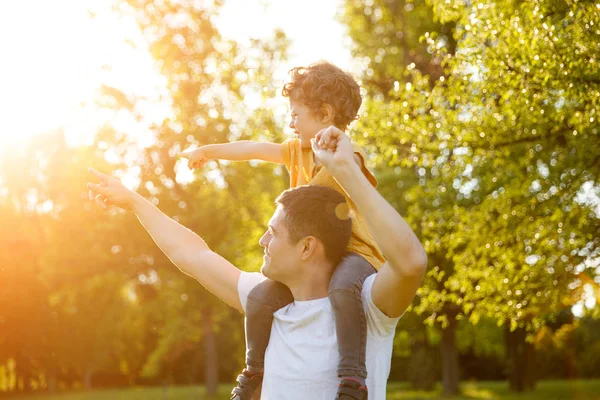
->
[87,182,109,197]
[88,167,112,183]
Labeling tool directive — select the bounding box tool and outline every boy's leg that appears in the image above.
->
[232,279,293,400]
[329,252,376,397]
[245,278,294,372]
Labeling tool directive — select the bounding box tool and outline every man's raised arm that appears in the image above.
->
[312,129,427,318]
[86,168,243,312]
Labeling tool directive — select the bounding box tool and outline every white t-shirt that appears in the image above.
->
[238,273,400,400]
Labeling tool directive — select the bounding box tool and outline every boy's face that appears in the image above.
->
[289,100,331,149]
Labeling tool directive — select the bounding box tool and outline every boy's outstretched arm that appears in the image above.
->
[312,128,428,318]
[180,141,284,169]
[86,168,244,312]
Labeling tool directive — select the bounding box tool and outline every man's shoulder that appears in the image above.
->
[361,274,377,306]
[362,274,401,338]
[238,271,267,313]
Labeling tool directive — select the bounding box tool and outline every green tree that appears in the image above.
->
[343,0,456,94]
[0,131,140,392]
[343,0,600,393]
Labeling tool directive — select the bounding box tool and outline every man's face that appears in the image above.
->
[288,100,329,149]
[259,207,300,281]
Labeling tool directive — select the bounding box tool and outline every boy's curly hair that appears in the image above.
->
[282,61,362,130]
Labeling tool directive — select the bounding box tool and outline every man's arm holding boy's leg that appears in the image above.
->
[87,168,243,312]
[312,128,428,318]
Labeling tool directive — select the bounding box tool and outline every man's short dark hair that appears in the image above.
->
[275,185,352,266]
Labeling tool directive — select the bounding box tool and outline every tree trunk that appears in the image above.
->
[47,366,57,393]
[524,341,536,390]
[16,358,32,392]
[203,308,218,396]
[83,367,93,391]
[440,316,459,396]
[564,348,577,379]
[127,372,137,386]
[408,334,436,390]
[505,326,536,392]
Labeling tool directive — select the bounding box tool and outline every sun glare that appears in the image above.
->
[0,0,168,153]
[0,1,98,146]
[0,0,352,157]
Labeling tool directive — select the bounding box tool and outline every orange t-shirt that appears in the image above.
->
[280,138,385,270]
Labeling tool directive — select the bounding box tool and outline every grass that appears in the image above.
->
[3,380,600,400]
[385,380,600,399]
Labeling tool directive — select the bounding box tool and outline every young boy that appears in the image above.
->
[180,61,385,400]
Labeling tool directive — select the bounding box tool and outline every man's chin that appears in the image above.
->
[260,263,271,278]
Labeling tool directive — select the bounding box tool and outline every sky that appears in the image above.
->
[216,0,355,74]
[0,0,353,150]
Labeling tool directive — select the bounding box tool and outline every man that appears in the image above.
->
[87,127,428,399]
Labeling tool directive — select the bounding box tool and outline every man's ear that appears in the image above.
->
[320,104,335,124]
[299,236,319,261]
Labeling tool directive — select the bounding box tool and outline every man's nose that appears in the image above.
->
[289,120,294,129]
[259,231,269,247]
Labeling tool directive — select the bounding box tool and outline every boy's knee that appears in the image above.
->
[329,253,374,293]
[248,279,293,308]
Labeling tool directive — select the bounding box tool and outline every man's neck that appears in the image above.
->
[286,261,333,301]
